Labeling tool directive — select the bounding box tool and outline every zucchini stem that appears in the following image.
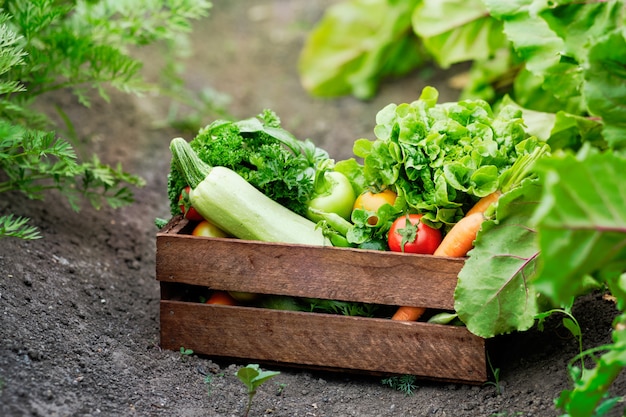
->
[169,137,211,189]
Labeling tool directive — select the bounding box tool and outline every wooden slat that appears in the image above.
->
[160,300,487,384]
[156,232,464,310]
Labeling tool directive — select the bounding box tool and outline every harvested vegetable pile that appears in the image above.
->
[163,85,547,326]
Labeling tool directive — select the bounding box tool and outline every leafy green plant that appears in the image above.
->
[534,307,623,415]
[556,327,626,417]
[0,214,41,240]
[300,0,625,131]
[236,364,280,417]
[300,0,626,150]
[303,2,626,416]
[0,0,212,239]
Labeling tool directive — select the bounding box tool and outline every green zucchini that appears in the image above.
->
[169,137,330,246]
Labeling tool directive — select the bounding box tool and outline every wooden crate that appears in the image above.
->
[156,216,487,384]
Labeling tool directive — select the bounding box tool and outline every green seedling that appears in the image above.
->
[236,364,280,417]
[203,372,225,398]
[276,382,287,395]
[179,347,194,362]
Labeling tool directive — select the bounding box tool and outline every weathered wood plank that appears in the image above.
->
[160,300,487,383]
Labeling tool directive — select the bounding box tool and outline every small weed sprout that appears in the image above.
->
[203,374,213,397]
[276,382,287,395]
[179,347,193,362]
[203,372,225,398]
[536,308,583,369]
[381,374,417,396]
[236,364,280,417]
[483,353,502,395]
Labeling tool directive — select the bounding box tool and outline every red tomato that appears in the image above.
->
[388,214,442,254]
[179,186,204,221]
[353,189,397,225]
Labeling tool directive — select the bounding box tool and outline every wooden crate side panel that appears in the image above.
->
[156,234,463,310]
[160,300,487,384]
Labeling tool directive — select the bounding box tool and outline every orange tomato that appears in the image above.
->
[192,220,228,238]
[205,291,237,306]
[353,189,397,225]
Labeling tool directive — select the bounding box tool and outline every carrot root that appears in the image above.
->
[465,190,502,217]
[433,212,485,257]
[391,306,426,321]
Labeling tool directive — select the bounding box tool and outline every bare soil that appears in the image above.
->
[1,2,624,416]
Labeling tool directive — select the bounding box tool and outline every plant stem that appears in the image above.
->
[243,393,254,417]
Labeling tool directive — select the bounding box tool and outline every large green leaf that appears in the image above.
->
[538,1,621,65]
[532,151,626,306]
[547,111,605,152]
[490,1,585,115]
[454,179,542,338]
[584,31,626,150]
[412,0,506,68]
[500,96,605,151]
[483,0,625,121]
[484,0,563,74]
[298,0,425,99]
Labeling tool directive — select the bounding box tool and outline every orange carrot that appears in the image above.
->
[430,192,497,258]
[391,209,485,319]
[465,190,502,216]
[391,306,426,321]
[433,212,485,257]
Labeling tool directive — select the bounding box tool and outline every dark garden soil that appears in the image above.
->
[1,2,624,417]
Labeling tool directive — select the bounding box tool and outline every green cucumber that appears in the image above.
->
[169,137,330,246]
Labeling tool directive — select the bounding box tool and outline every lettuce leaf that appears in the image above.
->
[355,86,540,226]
